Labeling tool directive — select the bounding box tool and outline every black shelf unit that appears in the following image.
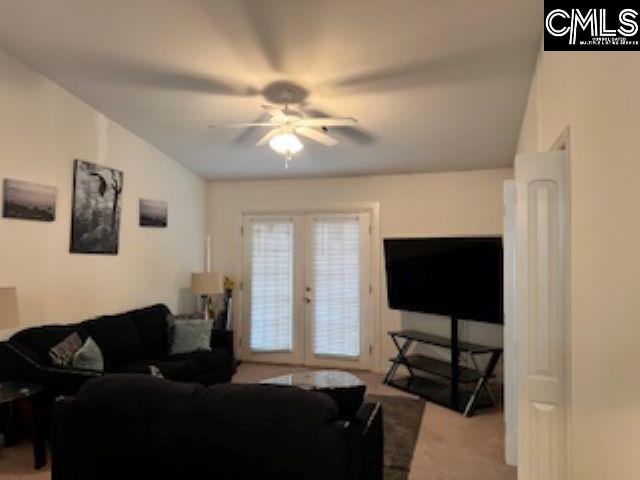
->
[384,320,503,416]
[386,376,476,412]
[389,354,481,383]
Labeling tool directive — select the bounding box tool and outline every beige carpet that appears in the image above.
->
[234,363,517,480]
[0,363,517,480]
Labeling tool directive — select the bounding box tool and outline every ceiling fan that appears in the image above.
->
[211,104,358,167]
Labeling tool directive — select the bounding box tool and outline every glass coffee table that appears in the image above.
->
[261,370,366,418]
[0,382,47,469]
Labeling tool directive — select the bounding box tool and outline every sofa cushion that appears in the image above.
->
[10,324,88,365]
[166,349,230,371]
[117,357,200,381]
[76,374,339,427]
[129,304,171,357]
[193,382,340,427]
[116,349,229,382]
[75,374,202,416]
[83,313,142,370]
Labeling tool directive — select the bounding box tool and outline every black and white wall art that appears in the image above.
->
[70,159,124,254]
[2,178,56,222]
[139,199,168,227]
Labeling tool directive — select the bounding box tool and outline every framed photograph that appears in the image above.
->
[2,179,56,222]
[139,199,168,228]
[70,159,124,254]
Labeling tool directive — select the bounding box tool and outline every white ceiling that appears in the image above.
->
[0,0,542,180]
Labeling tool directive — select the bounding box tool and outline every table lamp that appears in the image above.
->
[0,287,20,330]
[191,272,222,320]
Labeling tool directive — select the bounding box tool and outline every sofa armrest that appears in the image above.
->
[210,329,236,374]
[210,329,233,350]
[51,396,76,480]
[0,341,101,394]
[349,402,384,480]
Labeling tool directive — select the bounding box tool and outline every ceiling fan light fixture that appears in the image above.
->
[269,133,303,156]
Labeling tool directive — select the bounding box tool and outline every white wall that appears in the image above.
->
[206,169,511,372]
[517,49,640,480]
[0,48,206,336]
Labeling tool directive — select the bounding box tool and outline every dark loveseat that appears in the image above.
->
[52,375,383,480]
[0,304,235,396]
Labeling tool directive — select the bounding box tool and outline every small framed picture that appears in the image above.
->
[2,178,56,222]
[139,199,168,228]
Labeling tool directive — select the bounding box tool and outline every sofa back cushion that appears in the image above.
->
[62,375,350,480]
[82,313,142,370]
[10,325,88,365]
[129,304,171,357]
[194,382,339,427]
[76,374,339,427]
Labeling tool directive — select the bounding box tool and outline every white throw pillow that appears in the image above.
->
[169,318,213,354]
[72,337,104,371]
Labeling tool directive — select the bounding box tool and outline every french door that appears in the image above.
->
[241,212,371,369]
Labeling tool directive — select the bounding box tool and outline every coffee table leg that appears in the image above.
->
[16,397,46,469]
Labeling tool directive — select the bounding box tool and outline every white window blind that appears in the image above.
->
[250,220,294,352]
[313,218,361,357]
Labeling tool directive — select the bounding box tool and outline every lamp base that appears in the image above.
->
[201,295,211,320]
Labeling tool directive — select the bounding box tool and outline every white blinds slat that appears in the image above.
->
[313,218,361,357]
[250,220,293,352]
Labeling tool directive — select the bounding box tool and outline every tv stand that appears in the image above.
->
[384,318,503,416]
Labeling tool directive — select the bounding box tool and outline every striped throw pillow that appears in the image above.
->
[49,332,83,367]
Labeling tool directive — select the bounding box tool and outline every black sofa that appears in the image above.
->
[0,304,235,396]
[52,375,383,480]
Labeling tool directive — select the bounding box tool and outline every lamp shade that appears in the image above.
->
[191,272,222,295]
[0,287,20,329]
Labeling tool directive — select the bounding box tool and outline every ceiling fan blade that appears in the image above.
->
[209,122,278,128]
[300,106,376,145]
[295,127,338,146]
[231,113,270,146]
[320,44,527,94]
[262,105,287,122]
[295,117,357,127]
[256,128,282,146]
[240,0,285,73]
[96,58,260,97]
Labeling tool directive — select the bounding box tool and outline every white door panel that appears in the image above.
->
[515,151,568,480]
[304,213,372,369]
[241,215,304,364]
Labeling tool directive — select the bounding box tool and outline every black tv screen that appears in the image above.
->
[384,237,503,324]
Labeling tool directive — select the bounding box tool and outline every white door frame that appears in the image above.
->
[232,203,381,371]
[550,128,572,476]
[503,179,517,466]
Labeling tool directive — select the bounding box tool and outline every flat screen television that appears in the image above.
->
[384,237,503,324]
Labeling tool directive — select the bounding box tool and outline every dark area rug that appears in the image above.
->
[366,394,425,480]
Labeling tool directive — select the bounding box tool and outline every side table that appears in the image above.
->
[0,382,47,469]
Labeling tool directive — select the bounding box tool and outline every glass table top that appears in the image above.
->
[0,382,44,404]
[260,370,365,390]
